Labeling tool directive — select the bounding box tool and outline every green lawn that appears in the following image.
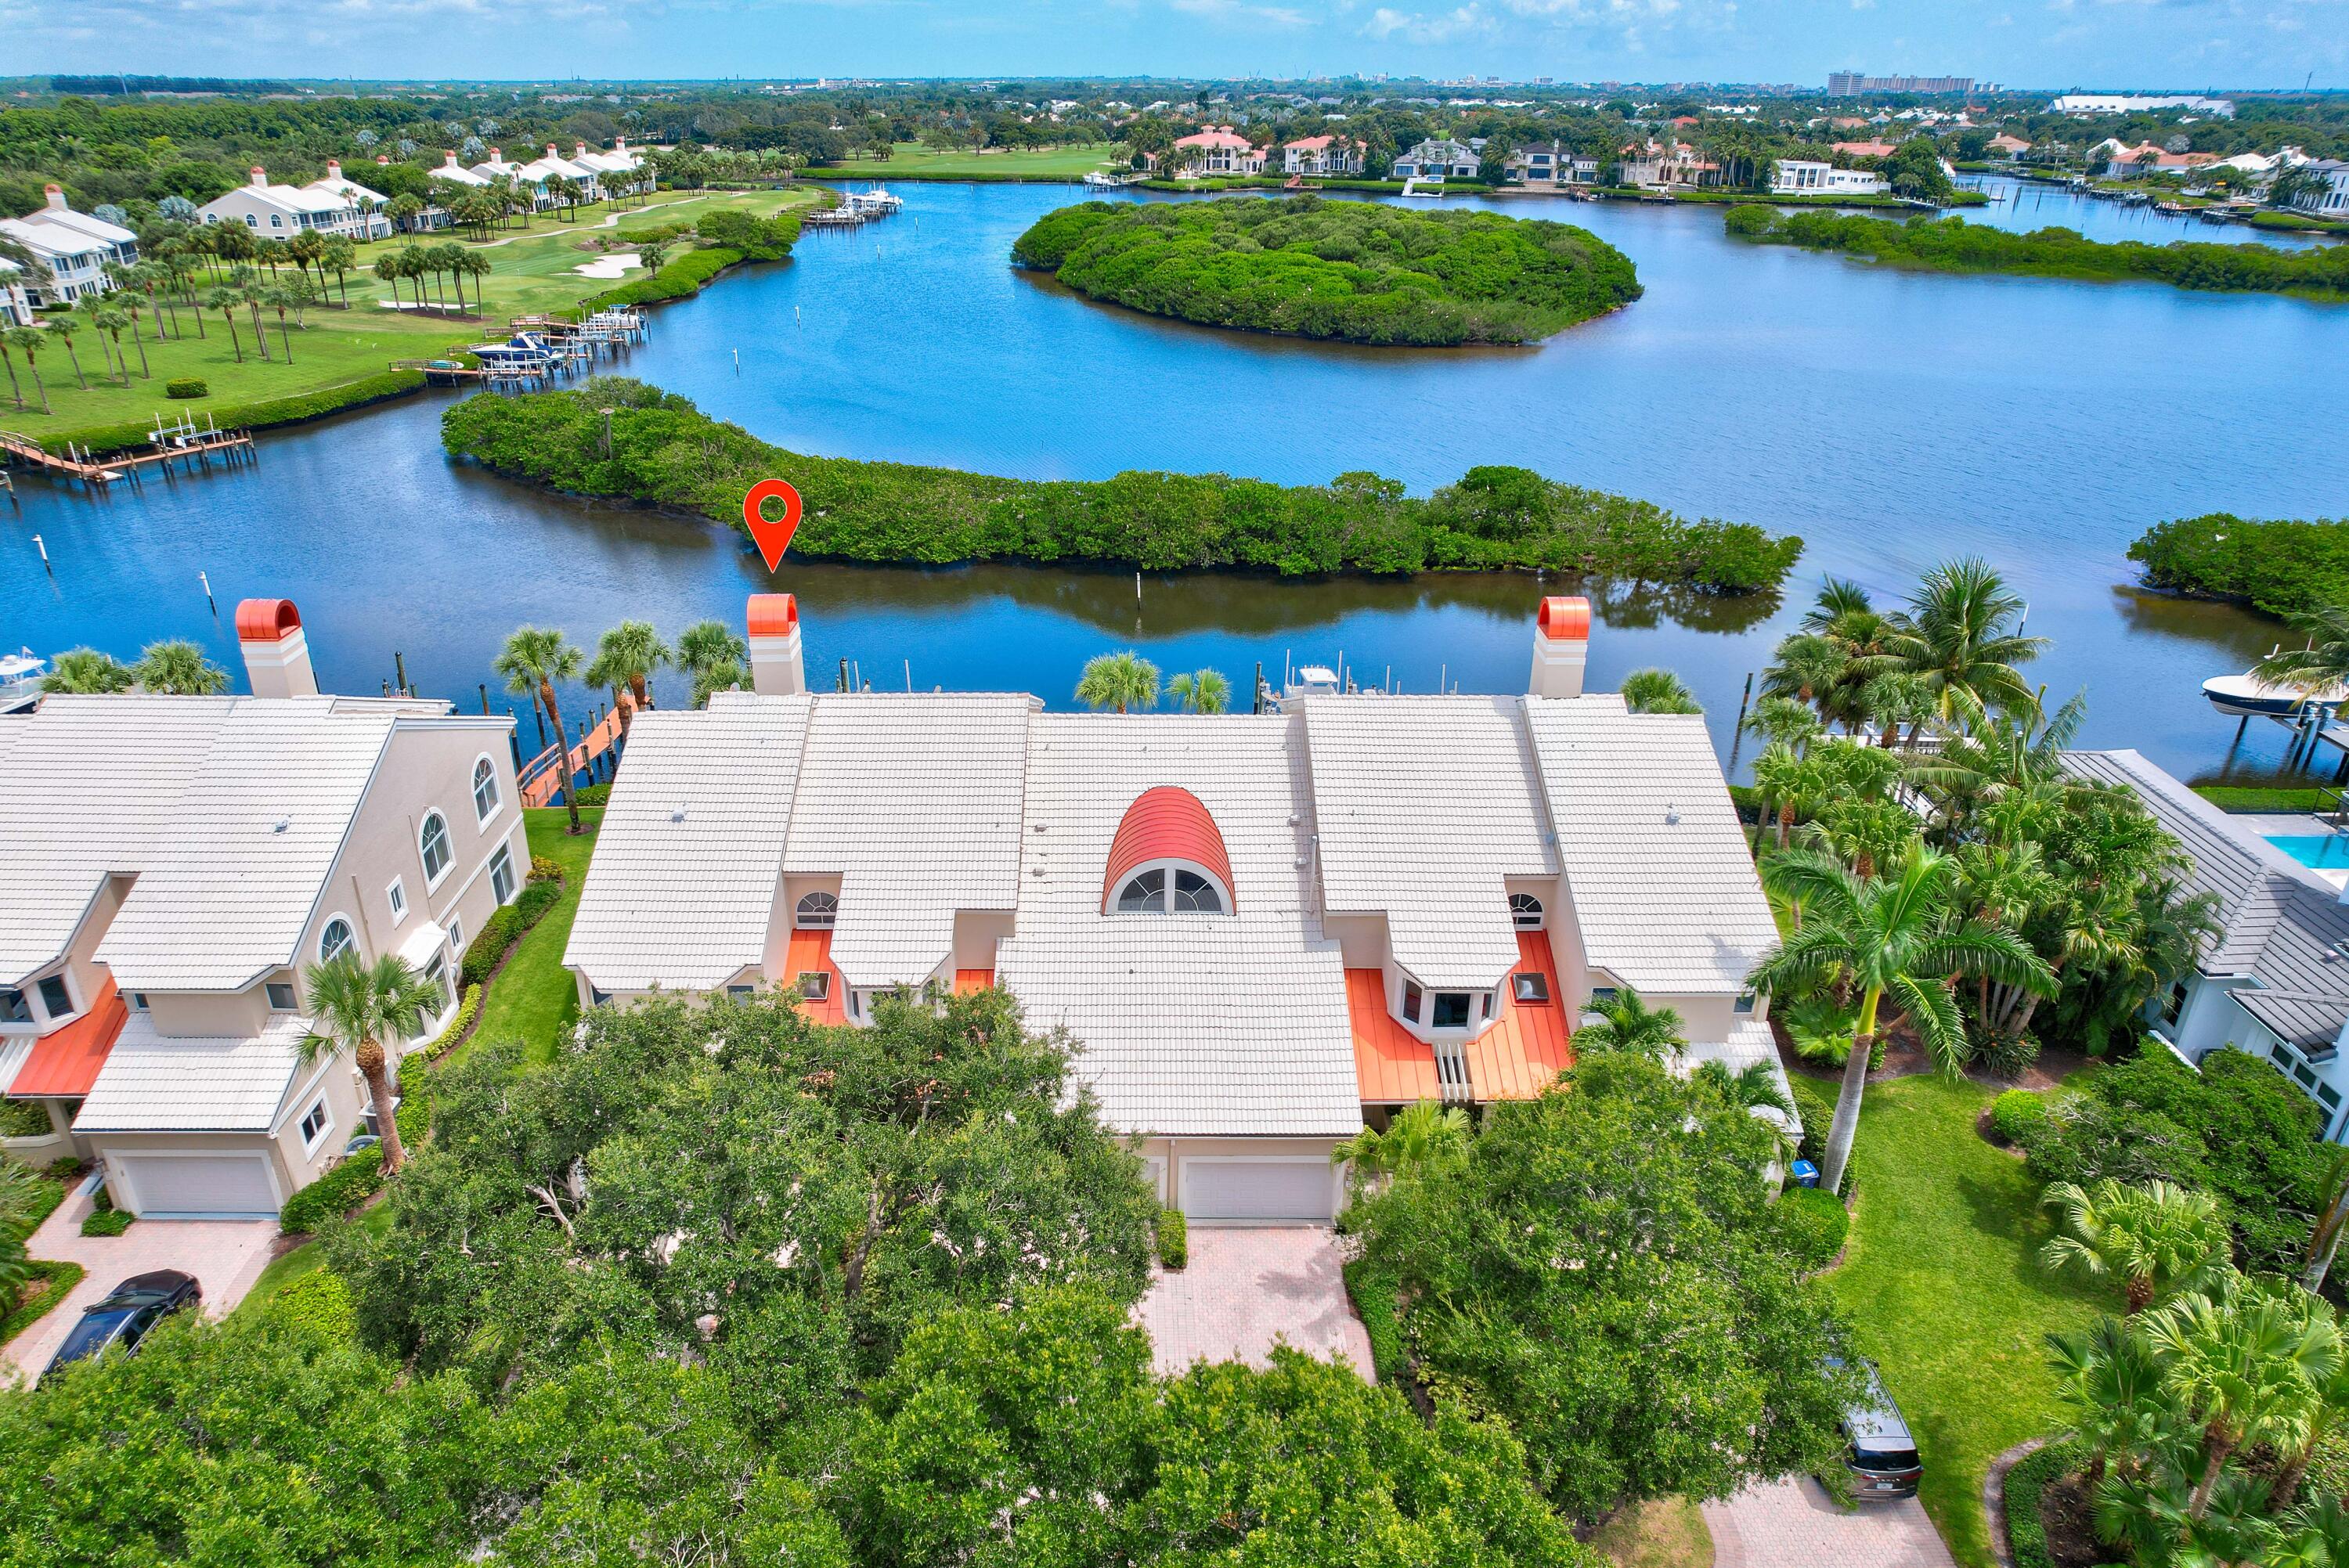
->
[1825,1075,2104,1567]
[6,188,817,447]
[1589,1497,1712,1567]
[2192,784,2334,814]
[459,806,601,1069]
[229,1204,391,1323]
[820,142,1121,180]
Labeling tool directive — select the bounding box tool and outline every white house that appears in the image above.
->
[0,186,139,308]
[516,144,601,205]
[198,165,393,241]
[2063,750,2349,1141]
[1282,135,1366,177]
[2290,160,2349,218]
[428,150,493,191]
[1617,141,1719,190]
[1166,126,1265,178]
[562,596,1794,1224]
[1504,140,1598,186]
[569,138,652,196]
[0,599,525,1217]
[1,261,31,327]
[1391,138,1481,181]
[1770,160,1890,196]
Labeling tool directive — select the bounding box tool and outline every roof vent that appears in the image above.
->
[272,817,290,834]
[671,803,688,824]
[1665,804,1681,825]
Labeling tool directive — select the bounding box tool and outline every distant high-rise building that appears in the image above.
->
[1828,70,1975,96]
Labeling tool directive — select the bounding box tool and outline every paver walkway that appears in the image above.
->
[3,1182,276,1383]
[1133,1226,1374,1381]
[1703,1477,1958,1568]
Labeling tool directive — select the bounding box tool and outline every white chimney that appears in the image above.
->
[444,150,460,168]
[615,135,629,153]
[236,598,319,699]
[42,183,67,211]
[1528,596,1590,701]
[489,146,502,162]
[249,165,269,189]
[574,142,590,158]
[325,159,342,178]
[747,595,805,697]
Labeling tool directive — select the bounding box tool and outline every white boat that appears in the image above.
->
[2203,670,2346,719]
[0,647,47,714]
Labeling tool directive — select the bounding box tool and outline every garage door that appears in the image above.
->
[114,1154,280,1217]
[1179,1158,1335,1223]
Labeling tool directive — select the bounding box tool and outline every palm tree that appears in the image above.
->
[1331,1098,1470,1180]
[300,952,444,1176]
[1075,651,1160,713]
[2144,1282,2340,1520]
[1573,985,1686,1059]
[2047,1316,2174,1484]
[2306,1148,2349,1295]
[1165,667,1231,714]
[1749,741,1809,852]
[320,235,357,305]
[676,618,748,708]
[587,621,671,713]
[456,250,493,312]
[134,640,230,694]
[1749,845,2055,1195]
[0,330,23,410]
[2253,603,2349,698]
[496,625,585,833]
[41,647,134,694]
[200,286,244,362]
[44,318,88,391]
[1621,667,1702,715]
[261,285,300,362]
[92,307,135,384]
[0,1159,49,1295]
[1690,1058,1797,1129]
[5,327,50,414]
[2040,1178,2231,1315]
[1864,558,2048,729]
[1801,577,1878,631]
[241,284,272,360]
[1761,633,1853,726]
[1745,694,1824,756]
[2275,1349,2349,1509]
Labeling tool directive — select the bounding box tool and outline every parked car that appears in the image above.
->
[1832,1357,1924,1500]
[40,1270,201,1383]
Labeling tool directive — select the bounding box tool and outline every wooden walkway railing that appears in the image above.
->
[519,707,625,807]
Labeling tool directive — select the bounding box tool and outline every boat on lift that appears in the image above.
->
[2203,668,2347,719]
[0,647,48,714]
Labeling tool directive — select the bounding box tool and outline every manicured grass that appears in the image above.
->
[1589,1497,1713,1567]
[2193,784,2335,814]
[818,142,1121,181]
[1825,1074,2103,1568]
[457,806,601,1069]
[7,188,816,448]
[229,1202,392,1325]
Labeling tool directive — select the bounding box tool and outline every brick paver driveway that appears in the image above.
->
[3,1182,278,1384]
[1134,1227,1375,1381]
[1703,1477,1957,1568]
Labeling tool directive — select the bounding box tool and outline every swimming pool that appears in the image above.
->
[2267,834,2349,870]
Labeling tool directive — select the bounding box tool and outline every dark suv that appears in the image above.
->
[1835,1357,1924,1500]
[40,1270,201,1383]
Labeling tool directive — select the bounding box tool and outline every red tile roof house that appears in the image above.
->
[1164,126,1265,178]
[0,600,525,1218]
[564,596,1795,1226]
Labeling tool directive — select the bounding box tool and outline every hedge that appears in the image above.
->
[1990,1088,2048,1147]
[164,377,207,399]
[2004,1440,2125,1568]
[458,880,563,989]
[67,367,430,456]
[566,783,612,806]
[445,380,1804,591]
[1154,1207,1188,1271]
[1776,1185,1849,1268]
[0,1260,85,1348]
[2128,511,2349,621]
[420,982,482,1063]
[267,1269,357,1340]
[1340,1256,1410,1386]
[279,1146,384,1236]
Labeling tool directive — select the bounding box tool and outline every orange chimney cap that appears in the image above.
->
[1537,596,1591,641]
[746,593,799,637]
[235,597,302,643]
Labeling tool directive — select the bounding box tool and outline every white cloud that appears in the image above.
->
[1362,1,1492,40]
[1171,0,1308,23]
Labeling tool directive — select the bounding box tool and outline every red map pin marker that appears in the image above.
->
[742,479,803,572]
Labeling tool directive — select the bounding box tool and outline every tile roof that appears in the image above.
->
[565,693,814,993]
[782,929,846,1026]
[999,713,1360,1138]
[9,980,128,1098]
[73,1013,309,1132]
[1525,696,1778,996]
[1348,931,1573,1105]
[1680,1017,1802,1137]
[1303,697,1556,990]
[785,695,1034,989]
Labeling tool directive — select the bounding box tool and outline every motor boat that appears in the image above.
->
[0,647,46,714]
[2203,669,2346,719]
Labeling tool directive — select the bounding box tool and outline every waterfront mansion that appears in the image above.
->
[565,596,1792,1224]
[0,602,523,1217]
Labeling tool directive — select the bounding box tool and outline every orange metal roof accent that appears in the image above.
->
[746,593,799,638]
[1347,933,1572,1106]
[1537,596,1590,642]
[234,597,301,643]
[784,930,845,1026]
[1101,786,1234,914]
[9,979,127,1098]
[953,968,994,994]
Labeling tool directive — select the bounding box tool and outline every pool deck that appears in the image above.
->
[2239,814,2349,890]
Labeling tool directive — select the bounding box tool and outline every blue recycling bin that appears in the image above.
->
[1790,1159,1821,1190]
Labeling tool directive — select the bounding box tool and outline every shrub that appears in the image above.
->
[71,368,428,457]
[81,1205,132,1238]
[267,1268,356,1340]
[1154,1207,1188,1271]
[460,905,523,988]
[1341,1256,1409,1386]
[0,1098,48,1137]
[2129,512,2349,620]
[1974,1028,2042,1081]
[0,1259,84,1347]
[2004,1439,2102,1568]
[164,377,207,399]
[516,879,561,925]
[1990,1089,2049,1147]
[420,982,482,1063]
[280,1146,384,1236]
[1776,1186,1849,1269]
[567,782,612,806]
[527,854,563,882]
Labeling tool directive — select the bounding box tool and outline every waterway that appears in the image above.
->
[5,176,2344,784]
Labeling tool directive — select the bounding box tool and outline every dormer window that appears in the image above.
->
[796,892,838,929]
[1510,893,1544,929]
[1113,863,1229,915]
[1101,787,1236,917]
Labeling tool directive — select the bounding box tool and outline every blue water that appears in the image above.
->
[4,178,2344,783]
[2268,835,2349,870]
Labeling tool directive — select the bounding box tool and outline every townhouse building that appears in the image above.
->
[0,186,139,309]
[197,164,394,240]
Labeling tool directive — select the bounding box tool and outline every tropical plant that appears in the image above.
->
[1572,984,1686,1060]
[0,1158,48,1295]
[1332,1098,1471,1180]
[1861,557,2048,729]
[1620,666,1702,715]
[2046,1314,2180,1484]
[1777,989,1876,1069]
[2254,603,2349,698]
[496,626,585,832]
[2143,1280,2340,1519]
[199,285,244,361]
[586,619,672,733]
[1076,650,1160,713]
[2040,1177,2232,1314]
[299,953,446,1177]
[1749,845,2055,1194]
[43,317,88,391]
[1164,667,1231,714]
[40,647,134,694]
[3,326,48,413]
[133,640,230,695]
[1743,694,1823,755]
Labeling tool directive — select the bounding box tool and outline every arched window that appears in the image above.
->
[472,756,500,823]
[1510,893,1544,930]
[796,891,838,929]
[420,812,452,885]
[319,917,355,965]
[1113,862,1228,916]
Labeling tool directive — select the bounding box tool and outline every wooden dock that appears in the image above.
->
[0,425,257,486]
[518,706,625,808]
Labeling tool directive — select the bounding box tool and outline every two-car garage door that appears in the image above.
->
[1178,1157,1337,1223]
[113,1153,280,1218]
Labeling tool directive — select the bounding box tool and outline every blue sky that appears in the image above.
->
[10,0,2345,92]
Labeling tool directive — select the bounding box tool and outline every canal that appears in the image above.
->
[4,176,2344,782]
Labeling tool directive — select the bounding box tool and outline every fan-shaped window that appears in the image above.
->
[796,892,838,929]
[1113,863,1230,916]
[1117,868,1167,914]
[420,811,452,885]
[1510,893,1544,930]
[1172,870,1224,914]
[472,756,500,822]
[319,917,355,965]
